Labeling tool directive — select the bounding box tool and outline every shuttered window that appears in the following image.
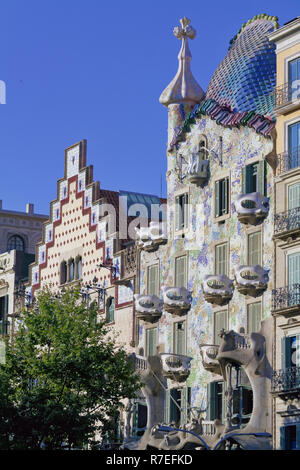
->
[247,302,261,334]
[0,295,8,335]
[146,327,157,357]
[174,321,186,355]
[242,161,266,195]
[288,252,300,286]
[147,264,159,296]
[248,232,262,265]
[215,243,228,275]
[288,182,300,210]
[164,387,191,426]
[215,178,229,217]
[214,310,227,346]
[175,194,189,231]
[207,381,226,423]
[175,256,187,288]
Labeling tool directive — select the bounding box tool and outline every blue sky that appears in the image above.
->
[0,0,299,215]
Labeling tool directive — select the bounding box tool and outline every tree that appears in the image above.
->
[0,287,140,450]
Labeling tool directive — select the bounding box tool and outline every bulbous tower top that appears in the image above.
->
[159,17,204,107]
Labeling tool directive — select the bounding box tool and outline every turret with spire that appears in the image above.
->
[160,17,204,147]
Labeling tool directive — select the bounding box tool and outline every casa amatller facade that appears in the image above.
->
[2,13,300,451]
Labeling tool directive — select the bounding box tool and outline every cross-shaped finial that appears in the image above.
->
[173,17,196,40]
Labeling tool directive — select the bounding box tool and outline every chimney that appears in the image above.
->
[26,203,34,215]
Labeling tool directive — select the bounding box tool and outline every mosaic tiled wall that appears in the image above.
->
[138,114,274,412]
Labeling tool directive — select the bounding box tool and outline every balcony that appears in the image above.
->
[202,275,234,306]
[136,221,167,252]
[272,284,300,316]
[234,192,269,225]
[271,367,300,400]
[235,265,269,297]
[199,344,221,375]
[160,353,192,382]
[162,287,192,315]
[274,207,300,241]
[273,82,300,114]
[187,157,209,186]
[134,294,163,322]
[276,147,300,176]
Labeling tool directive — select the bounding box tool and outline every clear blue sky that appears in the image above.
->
[0,0,298,214]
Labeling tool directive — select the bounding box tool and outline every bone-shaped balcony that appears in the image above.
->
[134,294,163,322]
[187,156,209,186]
[202,275,234,306]
[135,222,167,252]
[234,192,269,225]
[162,286,192,315]
[160,353,192,382]
[199,344,221,375]
[235,265,269,297]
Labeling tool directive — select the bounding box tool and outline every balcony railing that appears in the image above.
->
[272,284,300,312]
[274,207,300,237]
[273,82,300,108]
[134,354,148,371]
[276,147,300,176]
[272,367,300,395]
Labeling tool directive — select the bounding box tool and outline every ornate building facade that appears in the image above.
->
[131,14,280,450]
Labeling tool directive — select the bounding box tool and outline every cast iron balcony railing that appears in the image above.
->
[276,147,300,176]
[274,207,300,239]
[273,82,300,108]
[272,284,300,312]
[271,367,300,399]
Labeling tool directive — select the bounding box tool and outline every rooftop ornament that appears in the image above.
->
[159,17,204,107]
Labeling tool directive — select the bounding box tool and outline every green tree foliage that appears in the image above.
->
[0,288,140,449]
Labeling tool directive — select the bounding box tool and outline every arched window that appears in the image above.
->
[68,258,75,282]
[60,261,67,285]
[75,256,82,280]
[106,297,115,323]
[7,235,25,252]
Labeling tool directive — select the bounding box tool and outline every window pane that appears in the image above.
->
[146,328,157,356]
[175,256,187,287]
[174,321,186,355]
[215,243,228,275]
[214,311,227,345]
[248,232,261,265]
[7,235,24,252]
[247,302,261,333]
[106,297,115,323]
[147,265,159,295]
[288,182,300,210]
[175,194,188,230]
[288,253,300,285]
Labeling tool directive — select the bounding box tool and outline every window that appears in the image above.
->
[60,261,67,285]
[7,235,25,252]
[146,327,157,357]
[288,121,300,169]
[282,335,300,370]
[106,297,115,323]
[207,381,226,423]
[0,296,8,335]
[280,425,300,450]
[215,243,228,275]
[288,56,300,100]
[132,400,147,439]
[75,256,82,280]
[175,255,187,288]
[215,178,229,217]
[174,321,186,355]
[198,137,208,160]
[165,387,191,426]
[214,310,227,346]
[288,182,300,210]
[175,193,188,231]
[147,265,159,296]
[247,302,261,334]
[242,161,266,195]
[288,253,300,306]
[248,232,262,265]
